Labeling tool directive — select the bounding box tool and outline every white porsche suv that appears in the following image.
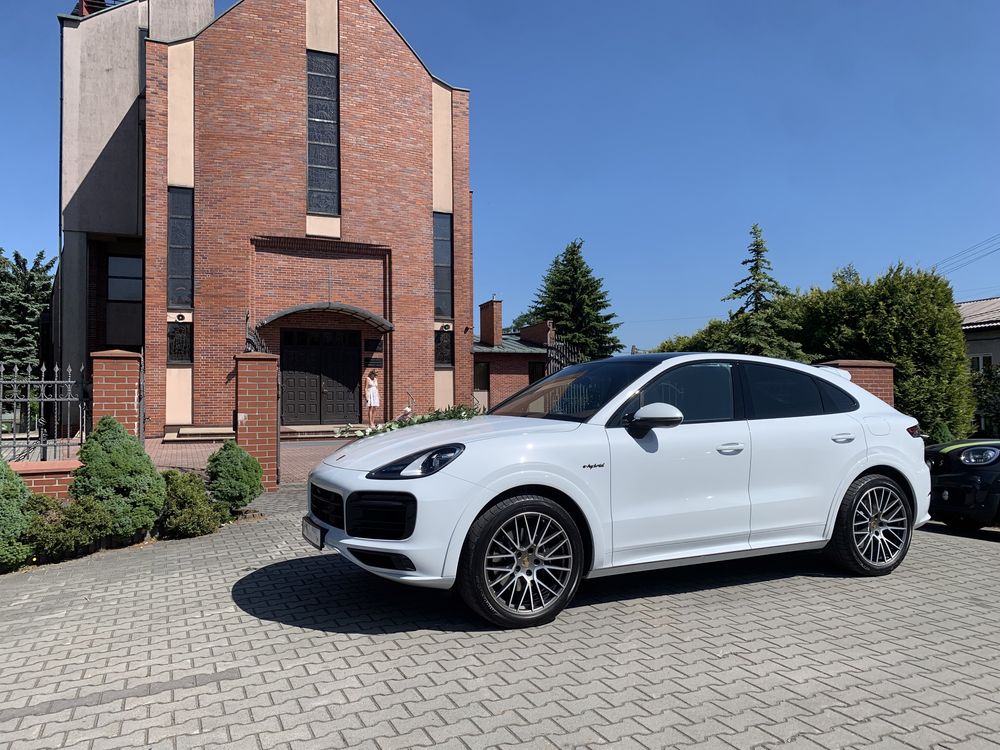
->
[303,353,930,628]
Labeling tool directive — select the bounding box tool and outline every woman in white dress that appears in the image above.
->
[365,370,380,428]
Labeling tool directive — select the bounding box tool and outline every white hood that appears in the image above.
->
[323,415,581,471]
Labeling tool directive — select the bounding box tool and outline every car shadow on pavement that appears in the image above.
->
[917,521,1000,543]
[232,550,846,634]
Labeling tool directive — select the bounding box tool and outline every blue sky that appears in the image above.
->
[2,1,998,349]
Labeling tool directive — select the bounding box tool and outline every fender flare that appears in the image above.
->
[439,468,609,580]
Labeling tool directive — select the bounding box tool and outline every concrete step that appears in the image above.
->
[164,426,235,444]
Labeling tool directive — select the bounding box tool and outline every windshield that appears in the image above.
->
[490,359,659,422]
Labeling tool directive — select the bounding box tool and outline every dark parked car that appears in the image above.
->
[927,440,1000,530]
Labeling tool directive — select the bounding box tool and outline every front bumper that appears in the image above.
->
[302,464,479,589]
[929,472,1000,525]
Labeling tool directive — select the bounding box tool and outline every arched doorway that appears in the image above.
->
[256,303,393,426]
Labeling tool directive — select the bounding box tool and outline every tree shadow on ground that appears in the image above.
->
[917,520,1000,543]
[231,549,846,635]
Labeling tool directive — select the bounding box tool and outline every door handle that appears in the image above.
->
[831,433,856,444]
[716,443,745,456]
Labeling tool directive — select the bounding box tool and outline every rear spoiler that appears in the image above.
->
[815,366,852,381]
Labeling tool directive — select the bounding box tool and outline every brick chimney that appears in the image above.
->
[479,298,503,348]
[519,320,555,347]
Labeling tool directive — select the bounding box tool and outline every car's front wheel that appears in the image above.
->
[828,474,913,575]
[458,495,584,628]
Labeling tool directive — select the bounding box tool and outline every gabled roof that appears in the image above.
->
[957,297,1000,330]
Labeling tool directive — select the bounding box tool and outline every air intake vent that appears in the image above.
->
[345,492,417,540]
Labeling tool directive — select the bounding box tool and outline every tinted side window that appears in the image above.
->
[744,363,824,419]
[816,378,859,413]
[633,362,735,423]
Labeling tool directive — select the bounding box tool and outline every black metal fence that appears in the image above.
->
[0,363,87,463]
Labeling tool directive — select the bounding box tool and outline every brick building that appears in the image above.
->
[52,0,472,437]
[472,298,552,410]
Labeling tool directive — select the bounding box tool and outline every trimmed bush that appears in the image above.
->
[70,416,166,538]
[160,470,222,538]
[206,441,263,515]
[0,460,32,571]
[23,495,113,563]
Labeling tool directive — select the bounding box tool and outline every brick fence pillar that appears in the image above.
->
[91,350,142,436]
[819,359,895,406]
[234,353,280,490]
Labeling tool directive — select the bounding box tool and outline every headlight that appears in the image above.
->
[366,444,465,479]
[960,447,1000,466]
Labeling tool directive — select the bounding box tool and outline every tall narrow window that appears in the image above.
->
[168,188,194,309]
[107,255,143,347]
[307,51,340,215]
[434,212,453,318]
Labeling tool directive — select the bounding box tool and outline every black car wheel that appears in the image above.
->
[458,495,584,628]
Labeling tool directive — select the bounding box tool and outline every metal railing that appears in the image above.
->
[0,363,87,463]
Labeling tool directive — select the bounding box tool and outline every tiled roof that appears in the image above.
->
[957,297,1000,330]
[472,334,547,355]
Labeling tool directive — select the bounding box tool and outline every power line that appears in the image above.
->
[937,240,1000,275]
[931,231,1000,270]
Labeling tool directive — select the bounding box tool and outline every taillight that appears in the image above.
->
[906,424,923,438]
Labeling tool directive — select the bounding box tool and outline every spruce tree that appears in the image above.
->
[722,224,806,361]
[528,240,622,360]
[0,249,56,366]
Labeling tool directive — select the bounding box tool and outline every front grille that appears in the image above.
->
[310,484,344,529]
[926,454,949,474]
[345,492,417,540]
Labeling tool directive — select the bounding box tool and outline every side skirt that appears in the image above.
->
[586,541,828,579]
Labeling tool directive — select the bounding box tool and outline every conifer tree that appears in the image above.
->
[723,224,805,360]
[528,240,622,360]
[0,249,55,365]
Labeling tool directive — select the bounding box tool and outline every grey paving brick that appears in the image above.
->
[2,487,999,750]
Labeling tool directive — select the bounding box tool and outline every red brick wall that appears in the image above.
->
[259,310,388,425]
[234,353,279,489]
[91,350,142,435]
[10,461,81,500]
[144,40,169,436]
[820,360,895,406]
[476,353,546,406]
[140,0,472,435]
[451,90,473,407]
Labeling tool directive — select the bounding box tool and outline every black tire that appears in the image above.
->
[827,474,913,576]
[458,495,585,628]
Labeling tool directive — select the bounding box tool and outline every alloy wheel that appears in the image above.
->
[483,511,573,614]
[852,485,909,567]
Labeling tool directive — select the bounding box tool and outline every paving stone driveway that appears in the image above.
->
[2,486,1000,750]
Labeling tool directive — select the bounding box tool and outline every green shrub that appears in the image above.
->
[23,495,113,563]
[160,470,222,538]
[0,460,32,571]
[206,441,263,514]
[70,416,166,538]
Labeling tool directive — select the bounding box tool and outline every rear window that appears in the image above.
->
[744,363,824,420]
[816,378,859,413]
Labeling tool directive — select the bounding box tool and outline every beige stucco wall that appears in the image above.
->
[432,82,454,213]
[434,369,455,409]
[307,0,339,53]
[166,367,194,425]
[149,0,214,43]
[306,215,342,238]
[168,41,195,187]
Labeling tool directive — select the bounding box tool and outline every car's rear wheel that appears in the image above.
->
[458,495,584,628]
[828,474,912,576]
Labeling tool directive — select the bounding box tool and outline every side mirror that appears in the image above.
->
[625,402,684,436]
